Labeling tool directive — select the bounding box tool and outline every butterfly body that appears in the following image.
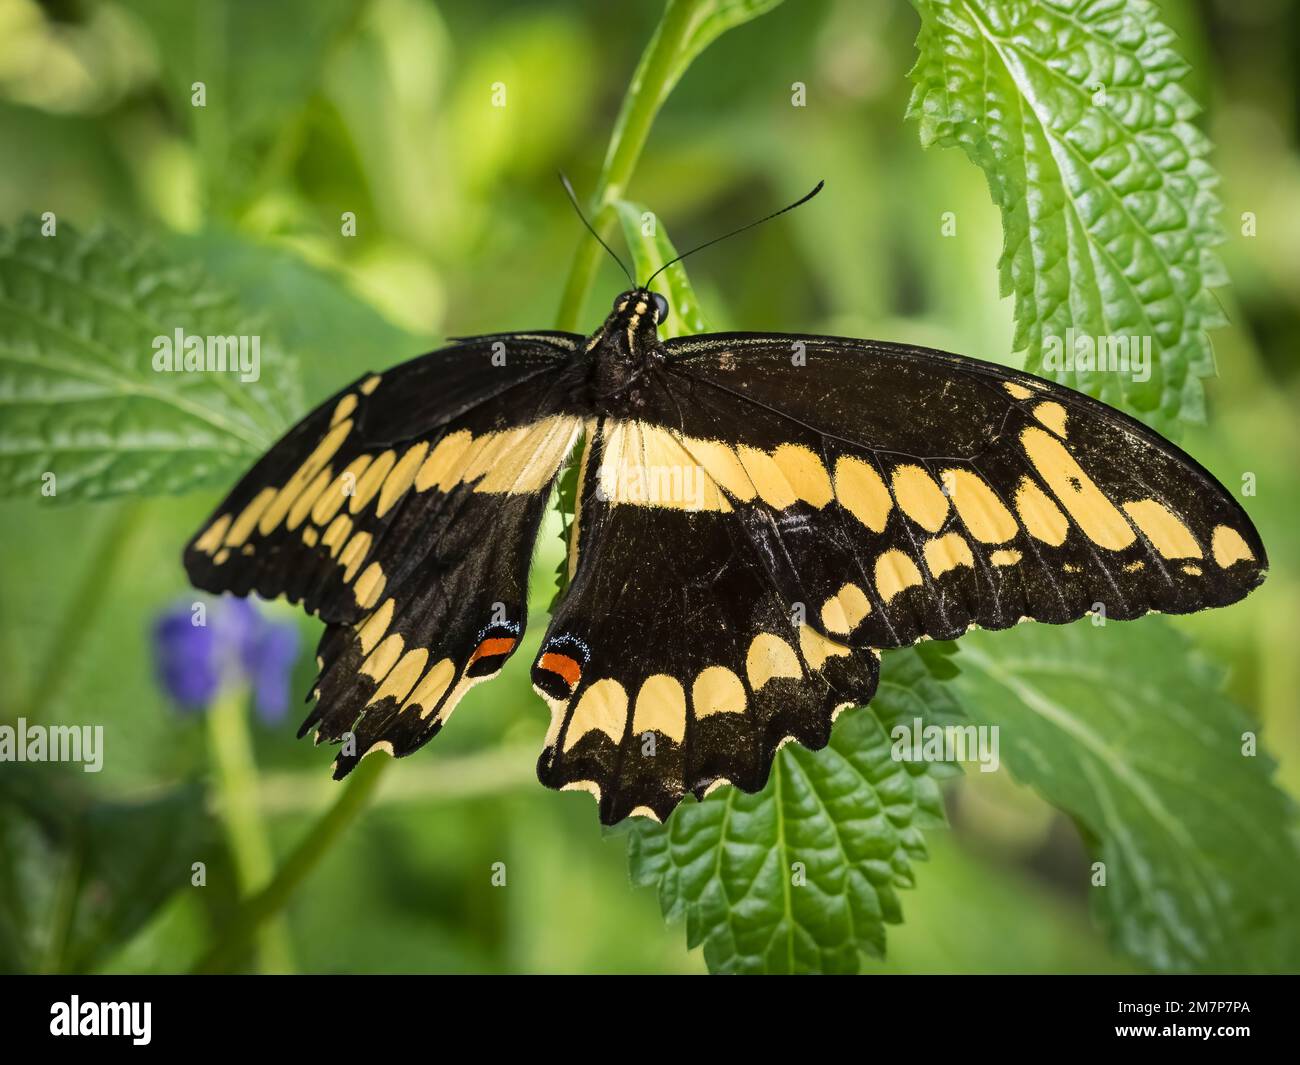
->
[584,288,669,415]
[185,291,1266,825]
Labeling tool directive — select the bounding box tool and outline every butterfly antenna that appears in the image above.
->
[559,172,635,288]
[646,180,825,286]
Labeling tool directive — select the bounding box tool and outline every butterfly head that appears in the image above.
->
[608,288,669,334]
[587,289,668,413]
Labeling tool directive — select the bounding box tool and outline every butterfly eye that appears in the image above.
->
[650,292,669,324]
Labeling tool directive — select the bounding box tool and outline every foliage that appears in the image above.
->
[908,0,1227,437]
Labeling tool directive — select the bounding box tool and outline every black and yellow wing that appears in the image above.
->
[532,334,1265,822]
[184,333,583,772]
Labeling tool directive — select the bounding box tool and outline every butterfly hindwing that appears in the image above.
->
[185,333,583,769]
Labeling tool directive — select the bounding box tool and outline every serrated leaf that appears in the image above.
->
[954,619,1300,973]
[0,218,301,501]
[907,0,1227,436]
[628,646,965,974]
[613,199,710,339]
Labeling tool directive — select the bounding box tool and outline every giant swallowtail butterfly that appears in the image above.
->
[184,199,1266,826]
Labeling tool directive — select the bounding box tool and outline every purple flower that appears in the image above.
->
[152,595,301,724]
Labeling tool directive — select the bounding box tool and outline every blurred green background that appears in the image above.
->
[0,0,1296,973]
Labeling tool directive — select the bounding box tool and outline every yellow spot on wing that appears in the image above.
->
[746,633,802,690]
[287,467,334,531]
[350,450,396,513]
[321,514,352,556]
[360,633,404,682]
[353,562,386,609]
[1033,401,1068,437]
[1021,427,1135,551]
[339,531,373,581]
[891,465,950,532]
[260,420,352,536]
[736,446,798,510]
[377,442,430,517]
[357,598,394,656]
[1211,525,1253,568]
[945,469,1019,544]
[1122,499,1202,560]
[194,514,231,554]
[692,666,746,718]
[1014,476,1069,546]
[772,444,832,508]
[1004,382,1034,400]
[408,657,456,718]
[923,533,974,577]
[631,674,687,743]
[359,374,381,395]
[476,417,581,494]
[834,456,892,532]
[990,548,1021,565]
[628,805,661,822]
[564,678,628,751]
[875,548,923,601]
[368,648,428,706]
[226,487,277,547]
[332,394,358,425]
[415,431,474,492]
[819,583,871,635]
[689,439,756,502]
[313,455,372,524]
[798,624,851,671]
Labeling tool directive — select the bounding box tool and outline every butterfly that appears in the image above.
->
[184,194,1266,826]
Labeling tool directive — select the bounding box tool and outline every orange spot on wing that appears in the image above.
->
[539,652,582,688]
[469,637,516,665]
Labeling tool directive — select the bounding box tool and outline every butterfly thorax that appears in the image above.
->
[586,289,667,417]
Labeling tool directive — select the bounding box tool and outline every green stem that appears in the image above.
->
[207,685,296,973]
[553,0,702,330]
[192,753,388,974]
[12,500,146,724]
[37,844,83,975]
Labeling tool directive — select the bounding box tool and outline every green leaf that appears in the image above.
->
[172,230,424,405]
[954,619,1300,973]
[0,764,217,974]
[628,646,965,974]
[658,0,787,102]
[613,199,710,339]
[0,217,301,501]
[907,0,1227,436]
